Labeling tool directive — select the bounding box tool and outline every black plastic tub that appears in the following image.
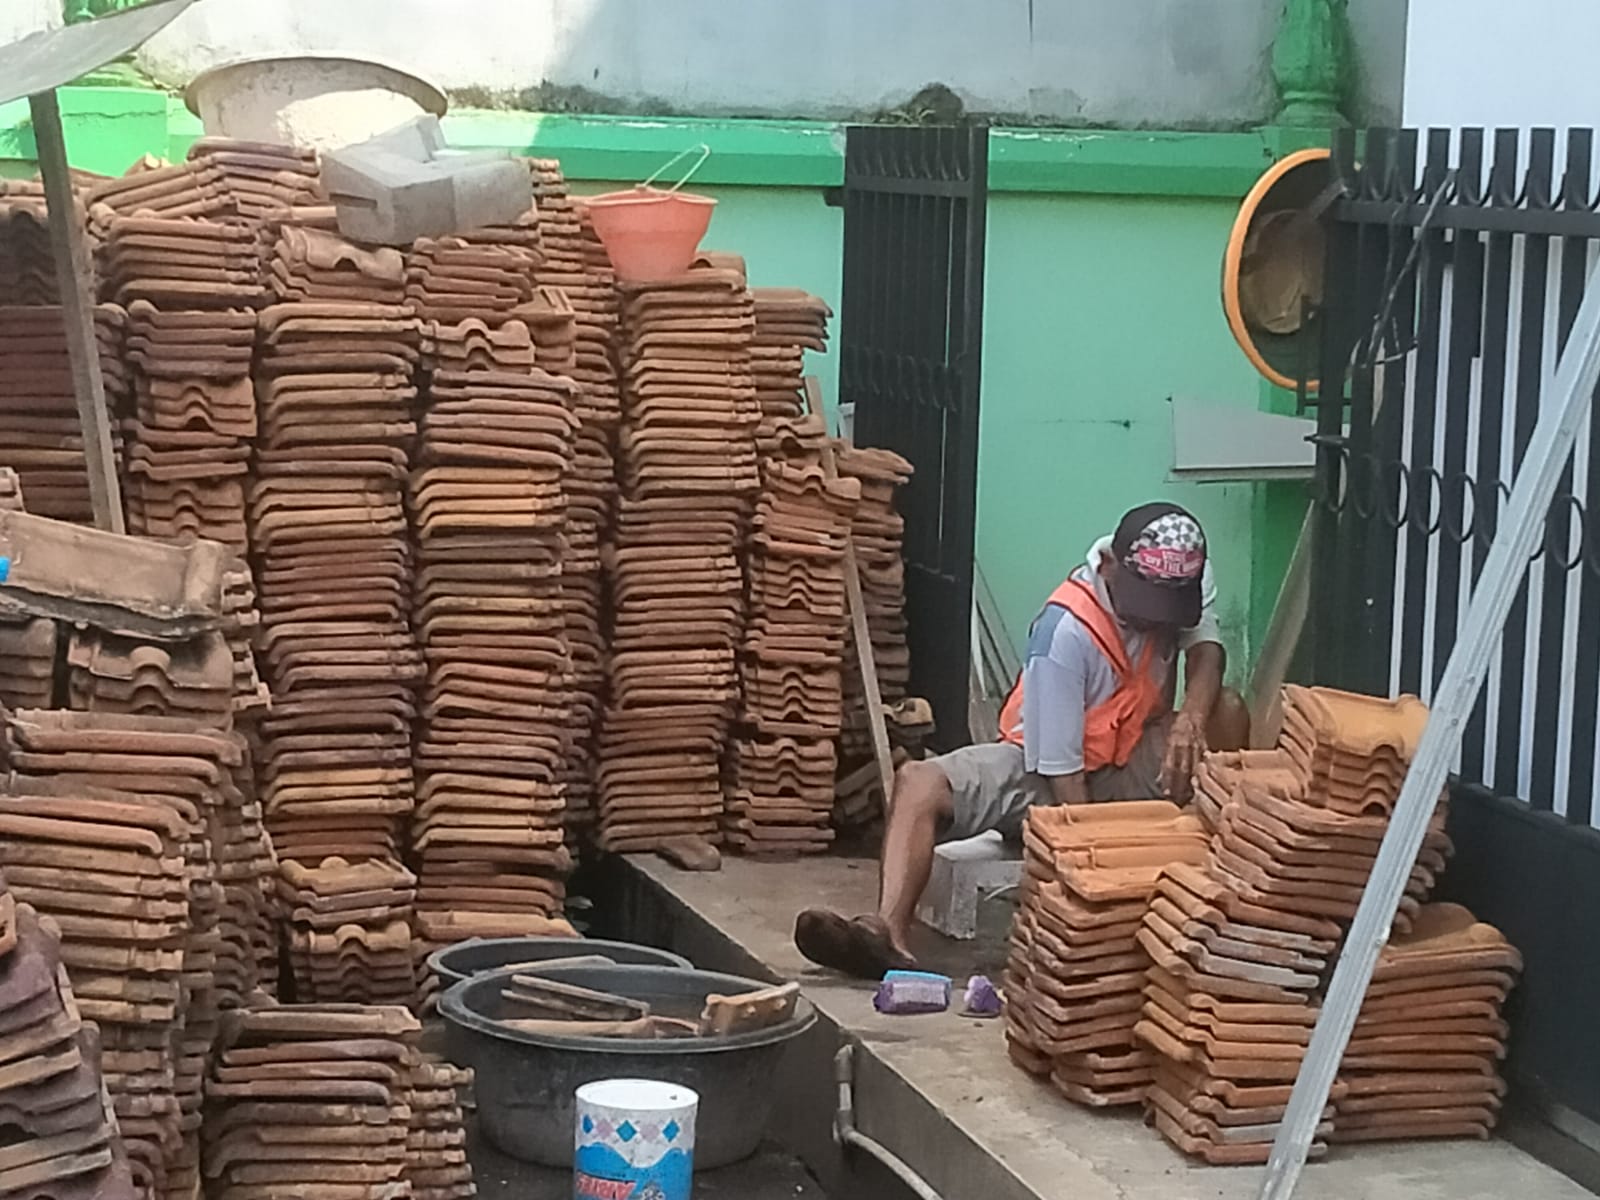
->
[427,937,690,989]
[439,963,816,1169]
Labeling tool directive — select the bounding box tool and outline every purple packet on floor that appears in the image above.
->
[962,974,1001,1018]
[873,970,952,1014]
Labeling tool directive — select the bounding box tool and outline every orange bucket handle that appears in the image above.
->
[640,143,711,193]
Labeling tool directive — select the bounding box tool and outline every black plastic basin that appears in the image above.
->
[427,937,691,989]
[439,963,815,1169]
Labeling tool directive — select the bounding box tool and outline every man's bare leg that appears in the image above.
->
[1207,686,1251,753]
[876,760,954,961]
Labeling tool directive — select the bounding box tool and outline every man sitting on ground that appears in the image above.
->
[794,502,1249,979]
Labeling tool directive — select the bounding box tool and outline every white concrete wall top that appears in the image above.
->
[0,0,61,48]
[1404,0,1600,129]
[136,0,1403,128]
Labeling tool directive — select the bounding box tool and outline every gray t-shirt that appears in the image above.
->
[1019,536,1221,777]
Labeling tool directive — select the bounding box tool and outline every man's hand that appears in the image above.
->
[1160,710,1205,803]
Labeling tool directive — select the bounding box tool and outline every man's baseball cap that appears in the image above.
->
[1107,502,1207,629]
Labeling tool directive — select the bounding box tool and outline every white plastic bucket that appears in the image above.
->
[574,1078,699,1200]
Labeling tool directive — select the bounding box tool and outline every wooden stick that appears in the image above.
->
[803,376,895,810]
[29,90,123,534]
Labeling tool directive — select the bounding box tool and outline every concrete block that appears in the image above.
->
[916,834,1022,941]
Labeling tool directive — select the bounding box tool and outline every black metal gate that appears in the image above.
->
[1305,126,1600,1129]
[836,124,988,750]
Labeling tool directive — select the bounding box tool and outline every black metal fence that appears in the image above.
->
[1306,126,1600,1125]
[836,124,988,750]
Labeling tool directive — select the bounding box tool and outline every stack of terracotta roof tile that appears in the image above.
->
[832,443,914,823]
[279,857,417,1006]
[202,1002,421,1200]
[250,225,422,875]
[0,304,128,523]
[185,138,322,220]
[84,160,231,229]
[1190,749,1307,832]
[1134,860,1338,1163]
[64,628,234,722]
[1332,902,1519,1144]
[0,707,268,1199]
[728,460,859,854]
[750,288,829,449]
[1205,699,1448,933]
[409,360,580,943]
[406,237,536,323]
[0,182,57,303]
[595,265,761,852]
[1138,686,1457,1164]
[101,216,265,312]
[0,889,137,1200]
[219,556,270,722]
[1004,802,1209,1106]
[403,1057,477,1200]
[0,616,56,711]
[119,300,257,553]
[537,172,623,838]
[0,758,194,1195]
[1279,684,1427,818]
[266,224,404,305]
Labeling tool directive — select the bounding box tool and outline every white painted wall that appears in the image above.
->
[0,0,60,47]
[1403,0,1600,128]
[137,0,1407,128]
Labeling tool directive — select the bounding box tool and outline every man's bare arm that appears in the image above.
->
[1161,641,1225,800]
[1047,771,1089,806]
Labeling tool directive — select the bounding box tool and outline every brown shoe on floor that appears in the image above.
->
[794,910,915,980]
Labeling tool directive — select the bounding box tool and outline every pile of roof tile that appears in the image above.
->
[249,223,422,897]
[1004,802,1208,1107]
[403,1057,477,1200]
[749,288,829,448]
[279,858,418,1007]
[728,458,858,855]
[832,443,914,827]
[1136,686,1459,1164]
[118,301,257,553]
[184,138,321,221]
[101,215,265,313]
[0,304,128,523]
[544,176,624,839]
[64,628,234,721]
[0,885,137,1200]
[202,1002,426,1200]
[408,356,580,949]
[84,159,229,229]
[595,265,761,852]
[0,616,56,711]
[1134,860,1337,1163]
[1332,902,1519,1144]
[406,237,537,323]
[0,707,270,1200]
[0,182,57,303]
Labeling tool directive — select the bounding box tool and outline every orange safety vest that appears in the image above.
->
[997,576,1164,772]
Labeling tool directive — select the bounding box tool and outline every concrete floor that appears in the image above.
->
[468,1121,827,1199]
[622,853,1595,1200]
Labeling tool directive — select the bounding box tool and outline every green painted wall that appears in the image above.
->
[977,192,1264,683]
[0,90,1309,686]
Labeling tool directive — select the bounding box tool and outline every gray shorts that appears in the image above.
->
[934,720,1172,842]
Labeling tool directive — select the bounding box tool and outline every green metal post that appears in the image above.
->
[1271,0,1352,128]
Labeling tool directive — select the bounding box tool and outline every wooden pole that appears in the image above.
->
[29,88,124,533]
[803,376,896,810]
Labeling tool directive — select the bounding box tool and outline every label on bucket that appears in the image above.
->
[574,1079,697,1200]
